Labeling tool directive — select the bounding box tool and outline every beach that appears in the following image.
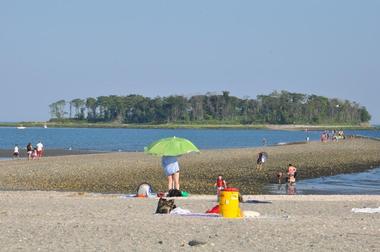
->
[0,138,379,251]
[0,149,99,159]
[0,191,379,251]
[0,138,379,194]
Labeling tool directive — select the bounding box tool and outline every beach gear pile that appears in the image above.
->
[167,189,189,197]
[154,187,261,218]
[119,183,190,199]
[136,183,155,198]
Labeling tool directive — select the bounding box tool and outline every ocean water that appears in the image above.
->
[0,127,379,152]
[265,167,380,195]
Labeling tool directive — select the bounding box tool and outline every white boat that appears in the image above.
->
[16,126,26,130]
[43,124,48,128]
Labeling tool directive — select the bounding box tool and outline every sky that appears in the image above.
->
[0,0,379,123]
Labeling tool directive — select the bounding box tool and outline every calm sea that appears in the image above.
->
[0,127,379,151]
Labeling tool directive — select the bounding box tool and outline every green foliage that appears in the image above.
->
[49,100,66,120]
[49,91,371,125]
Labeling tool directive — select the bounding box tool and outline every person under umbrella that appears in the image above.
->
[162,156,180,190]
[144,136,200,192]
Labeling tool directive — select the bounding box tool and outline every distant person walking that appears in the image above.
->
[26,143,33,160]
[262,138,267,146]
[13,144,19,159]
[36,141,44,158]
[256,152,268,171]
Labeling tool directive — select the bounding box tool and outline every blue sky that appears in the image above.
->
[1,1,379,123]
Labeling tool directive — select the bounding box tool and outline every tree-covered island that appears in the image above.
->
[49,91,371,126]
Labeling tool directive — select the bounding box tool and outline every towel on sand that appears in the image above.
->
[351,207,380,213]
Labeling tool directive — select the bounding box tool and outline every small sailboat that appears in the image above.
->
[43,124,48,129]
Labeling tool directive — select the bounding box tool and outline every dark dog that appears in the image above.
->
[155,198,176,214]
[276,172,284,184]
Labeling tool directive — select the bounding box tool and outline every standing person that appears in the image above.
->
[256,152,268,171]
[161,156,180,191]
[287,164,297,184]
[13,144,19,159]
[214,175,227,200]
[36,141,44,158]
[262,138,267,146]
[31,148,38,160]
[26,143,33,160]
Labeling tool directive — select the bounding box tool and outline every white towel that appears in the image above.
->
[351,207,380,213]
[170,207,192,215]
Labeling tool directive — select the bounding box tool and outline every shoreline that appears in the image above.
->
[0,138,379,194]
[0,141,307,159]
[0,148,101,159]
[0,191,379,251]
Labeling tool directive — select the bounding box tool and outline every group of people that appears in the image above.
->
[332,130,345,141]
[321,130,345,142]
[161,155,229,199]
[13,141,44,160]
[256,151,297,184]
[275,164,297,185]
[160,151,297,198]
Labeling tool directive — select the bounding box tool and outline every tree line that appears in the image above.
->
[49,91,371,124]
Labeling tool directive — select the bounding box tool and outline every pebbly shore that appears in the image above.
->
[0,138,379,194]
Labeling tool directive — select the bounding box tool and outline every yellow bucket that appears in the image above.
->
[219,188,242,218]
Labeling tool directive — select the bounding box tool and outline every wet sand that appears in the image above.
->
[0,191,379,251]
[0,138,379,194]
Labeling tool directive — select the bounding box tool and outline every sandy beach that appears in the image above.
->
[0,138,379,194]
[0,149,99,159]
[0,191,379,251]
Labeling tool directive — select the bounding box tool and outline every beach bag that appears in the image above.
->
[168,189,182,197]
[206,205,220,214]
[136,183,154,197]
[155,198,176,214]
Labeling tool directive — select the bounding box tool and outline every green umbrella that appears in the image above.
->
[144,136,200,156]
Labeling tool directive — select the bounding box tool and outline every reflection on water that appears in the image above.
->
[273,183,297,195]
[266,167,380,195]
